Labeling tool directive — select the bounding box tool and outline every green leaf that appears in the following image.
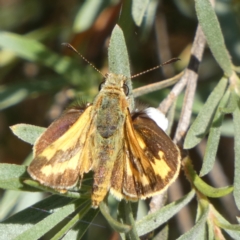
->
[221,90,238,114]
[108,25,134,111]
[132,0,150,26]
[73,0,106,33]
[108,25,131,78]
[24,179,84,199]
[135,190,195,236]
[50,200,92,240]
[195,200,208,239]
[0,26,60,68]
[0,164,36,191]
[0,195,72,238]
[0,79,68,110]
[0,31,78,79]
[206,219,215,240]
[124,202,140,240]
[133,71,183,98]
[184,77,228,149]
[221,119,234,137]
[177,199,209,240]
[10,124,45,145]
[183,157,233,198]
[195,0,232,77]
[0,87,28,110]
[233,105,240,210]
[0,190,23,220]
[200,89,230,176]
[0,153,35,219]
[139,0,159,39]
[217,222,240,232]
[211,205,240,239]
[0,195,87,240]
[61,208,99,240]
[99,201,131,233]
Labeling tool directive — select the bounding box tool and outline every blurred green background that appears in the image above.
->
[0,0,240,239]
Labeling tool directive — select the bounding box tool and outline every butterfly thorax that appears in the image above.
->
[93,73,129,139]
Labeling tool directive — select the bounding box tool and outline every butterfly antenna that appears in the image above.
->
[62,43,105,77]
[131,57,180,79]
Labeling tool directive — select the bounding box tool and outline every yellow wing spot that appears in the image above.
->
[40,153,80,176]
[126,156,135,176]
[40,147,58,160]
[135,133,146,149]
[151,150,171,179]
[140,173,152,186]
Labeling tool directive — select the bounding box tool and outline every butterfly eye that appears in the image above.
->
[123,84,129,96]
[98,81,105,91]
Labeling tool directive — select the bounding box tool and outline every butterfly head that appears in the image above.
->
[98,73,129,96]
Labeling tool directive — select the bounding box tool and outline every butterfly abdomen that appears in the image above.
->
[91,136,122,207]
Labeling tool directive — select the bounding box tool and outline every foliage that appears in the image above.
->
[0,0,240,239]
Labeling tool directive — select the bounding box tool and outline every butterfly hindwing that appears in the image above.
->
[110,110,181,200]
[132,111,180,180]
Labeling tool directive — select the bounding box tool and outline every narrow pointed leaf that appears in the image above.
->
[73,0,104,33]
[0,31,78,79]
[233,105,240,210]
[0,79,67,110]
[211,205,240,239]
[50,200,92,240]
[136,190,195,236]
[10,124,45,145]
[217,223,240,232]
[207,220,215,240]
[99,202,131,233]
[132,0,150,26]
[108,25,134,111]
[200,89,230,176]
[62,208,99,240]
[221,90,238,114]
[23,180,83,199]
[108,25,131,78]
[133,71,183,98]
[177,199,209,240]
[0,190,23,220]
[0,195,75,240]
[13,199,89,240]
[195,0,232,76]
[0,164,36,191]
[184,77,228,149]
[183,157,233,198]
[124,202,140,240]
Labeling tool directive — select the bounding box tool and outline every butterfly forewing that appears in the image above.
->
[28,105,94,189]
[34,107,87,155]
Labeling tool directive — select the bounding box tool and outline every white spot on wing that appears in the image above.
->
[144,107,168,131]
